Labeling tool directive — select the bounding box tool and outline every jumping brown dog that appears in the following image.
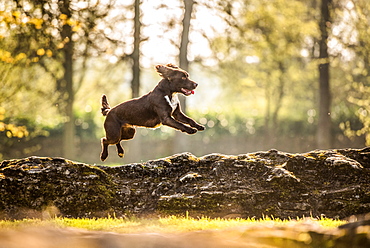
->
[100,64,205,161]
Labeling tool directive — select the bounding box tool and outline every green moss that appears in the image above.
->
[158,196,192,211]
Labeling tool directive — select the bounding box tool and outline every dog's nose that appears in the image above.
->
[193,82,198,88]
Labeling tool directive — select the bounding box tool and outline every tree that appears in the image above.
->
[317,0,332,149]
[337,0,370,145]
[209,0,317,146]
[1,0,116,159]
[178,0,194,112]
[172,0,195,153]
[131,0,141,98]
[179,0,193,73]
[59,0,75,158]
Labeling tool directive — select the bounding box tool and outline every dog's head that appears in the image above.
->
[155,64,198,96]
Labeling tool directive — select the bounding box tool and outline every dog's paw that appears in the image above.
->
[185,127,197,134]
[100,153,108,162]
[196,124,205,131]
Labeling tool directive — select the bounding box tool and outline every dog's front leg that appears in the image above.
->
[173,108,205,131]
[161,115,197,134]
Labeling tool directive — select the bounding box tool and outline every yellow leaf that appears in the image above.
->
[66,19,76,26]
[12,11,21,18]
[5,57,14,63]
[30,18,43,29]
[6,131,12,138]
[46,49,53,57]
[17,131,24,138]
[15,52,27,61]
[7,123,14,130]
[72,25,80,32]
[37,48,45,56]
[59,14,68,20]
[0,123,5,131]
[57,43,64,49]
[0,49,11,59]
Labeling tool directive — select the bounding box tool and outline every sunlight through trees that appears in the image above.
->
[0,0,369,162]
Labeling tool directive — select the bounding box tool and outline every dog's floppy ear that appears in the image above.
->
[155,64,176,80]
[166,64,179,69]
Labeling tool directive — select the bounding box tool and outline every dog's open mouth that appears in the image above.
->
[181,88,194,96]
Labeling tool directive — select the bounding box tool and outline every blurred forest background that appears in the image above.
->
[0,0,369,164]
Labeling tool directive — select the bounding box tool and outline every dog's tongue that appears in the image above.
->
[182,88,195,95]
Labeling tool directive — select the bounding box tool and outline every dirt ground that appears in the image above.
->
[0,220,369,248]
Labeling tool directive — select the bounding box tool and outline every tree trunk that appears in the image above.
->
[131,0,141,98]
[317,0,332,149]
[128,0,142,161]
[264,78,272,149]
[173,0,194,154]
[60,0,75,159]
[178,0,194,113]
[179,0,193,70]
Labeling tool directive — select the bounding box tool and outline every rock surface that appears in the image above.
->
[1,147,370,219]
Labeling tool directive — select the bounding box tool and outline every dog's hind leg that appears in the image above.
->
[122,126,136,139]
[101,137,110,161]
[116,143,124,158]
[116,126,136,158]
[101,119,122,161]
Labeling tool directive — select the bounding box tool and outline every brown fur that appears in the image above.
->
[100,64,205,161]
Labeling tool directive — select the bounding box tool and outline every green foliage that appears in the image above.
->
[206,0,370,147]
[210,0,318,134]
[0,106,51,160]
[0,0,369,160]
[333,0,370,145]
[0,0,130,158]
[189,109,318,138]
[0,107,29,139]
[74,106,100,139]
[340,82,370,145]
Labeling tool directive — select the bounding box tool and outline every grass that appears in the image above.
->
[0,215,346,234]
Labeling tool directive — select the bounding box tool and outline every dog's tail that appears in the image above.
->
[101,94,110,116]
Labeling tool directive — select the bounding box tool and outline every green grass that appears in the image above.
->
[0,215,346,233]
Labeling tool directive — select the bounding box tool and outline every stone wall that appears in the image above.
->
[1,148,369,219]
